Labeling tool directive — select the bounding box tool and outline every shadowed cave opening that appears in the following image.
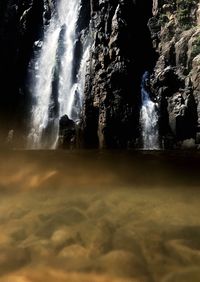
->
[135,0,156,72]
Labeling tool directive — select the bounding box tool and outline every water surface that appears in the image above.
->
[0,150,200,282]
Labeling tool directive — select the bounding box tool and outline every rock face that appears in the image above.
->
[0,0,154,149]
[82,0,155,148]
[58,115,76,149]
[0,0,199,149]
[149,0,200,148]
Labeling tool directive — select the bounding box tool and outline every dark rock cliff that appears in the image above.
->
[149,0,200,148]
[0,0,155,148]
[0,0,199,149]
[81,0,155,148]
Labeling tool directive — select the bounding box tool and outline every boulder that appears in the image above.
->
[58,115,76,149]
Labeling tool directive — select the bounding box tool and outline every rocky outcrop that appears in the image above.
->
[58,115,76,149]
[149,0,200,148]
[81,0,155,148]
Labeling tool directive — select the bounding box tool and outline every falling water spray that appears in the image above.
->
[140,72,159,150]
[27,0,90,149]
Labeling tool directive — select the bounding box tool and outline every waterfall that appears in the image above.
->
[140,72,159,150]
[27,0,90,149]
[66,41,91,123]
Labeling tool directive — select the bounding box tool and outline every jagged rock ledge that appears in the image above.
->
[149,0,200,149]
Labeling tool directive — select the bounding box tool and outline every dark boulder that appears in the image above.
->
[58,115,76,149]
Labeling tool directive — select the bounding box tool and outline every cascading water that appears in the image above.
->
[27,0,90,149]
[140,72,159,150]
[67,41,90,122]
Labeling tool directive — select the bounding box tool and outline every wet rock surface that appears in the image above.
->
[58,115,76,149]
[0,0,199,149]
[0,0,155,148]
[82,0,155,148]
[149,0,200,148]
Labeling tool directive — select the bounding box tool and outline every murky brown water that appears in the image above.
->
[0,150,200,282]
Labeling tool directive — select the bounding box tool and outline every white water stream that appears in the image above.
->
[27,0,90,149]
[140,72,159,150]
